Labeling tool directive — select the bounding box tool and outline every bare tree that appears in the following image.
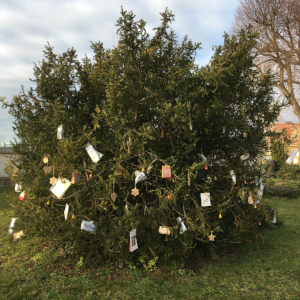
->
[232,0,300,158]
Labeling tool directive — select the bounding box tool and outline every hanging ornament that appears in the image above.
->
[129,229,138,252]
[135,170,147,184]
[162,165,172,178]
[64,204,69,220]
[214,176,217,180]
[147,165,153,174]
[159,226,171,235]
[178,217,187,234]
[71,214,75,219]
[205,164,208,170]
[254,204,257,209]
[43,166,52,174]
[165,194,171,199]
[200,192,211,207]
[219,213,222,219]
[86,143,103,164]
[46,200,50,206]
[248,193,253,204]
[13,230,24,240]
[240,154,250,161]
[209,231,216,241]
[43,156,49,164]
[15,183,22,192]
[8,218,17,234]
[89,172,93,178]
[286,149,299,165]
[50,177,71,199]
[160,128,164,138]
[81,220,96,233]
[188,171,191,186]
[229,170,236,185]
[111,179,117,202]
[259,222,261,226]
[244,180,247,184]
[243,131,248,138]
[71,171,80,184]
[57,124,64,139]
[131,182,139,196]
[189,124,193,130]
[50,166,57,185]
[19,191,25,201]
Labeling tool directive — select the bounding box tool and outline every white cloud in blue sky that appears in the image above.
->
[0,0,297,143]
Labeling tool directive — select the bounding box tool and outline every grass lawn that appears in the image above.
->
[0,187,300,299]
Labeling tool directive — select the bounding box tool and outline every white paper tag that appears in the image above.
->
[135,171,147,184]
[86,143,103,164]
[15,183,22,192]
[229,170,236,185]
[50,177,71,199]
[64,204,69,220]
[178,217,187,234]
[130,229,138,252]
[81,220,96,233]
[57,125,64,139]
[8,218,17,234]
[286,149,298,165]
[200,192,211,207]
[271,216,276,223]
[240,154,249,161]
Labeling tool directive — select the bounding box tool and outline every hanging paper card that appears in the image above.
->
[200,192,211,207]
[15,183,22,192]
[81,220,96,233]
[85,143,103,164]
[129,229,138,252]
[71,172,80,184]
[229,170,236,185]
[19,191,25,201]
[240,154,250,161]
[13,230,24,240]
[162,165,172,178]
[178,217,187,234]
[135,171,147,184]
[8,218,17,234]
[64,204,69,220]
[57,125,64,139]
[257,184,264,199]
[286,149,298,165]
[248,193,253,204]
[271,215,276,223]
[159,226,171,235]
[50,177,71,199]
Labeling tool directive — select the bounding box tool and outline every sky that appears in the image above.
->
[0,0,298,144]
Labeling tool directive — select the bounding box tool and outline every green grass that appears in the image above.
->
[1,187,300,299]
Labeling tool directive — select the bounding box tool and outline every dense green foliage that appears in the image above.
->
[1,9,281,264]
[271,141,285,164]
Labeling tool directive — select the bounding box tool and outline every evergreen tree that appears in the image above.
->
[2,9,281,264]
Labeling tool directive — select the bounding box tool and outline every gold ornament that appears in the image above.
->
[209,231,216,241]
[219,213,222,219]
[131,184,139,196]
[50,177,57,185]
[46,200,50,205]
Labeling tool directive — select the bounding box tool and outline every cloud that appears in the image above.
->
[1,0,243,142]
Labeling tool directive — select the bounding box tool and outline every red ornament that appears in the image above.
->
[244,180,247,184]
[89,172,92,178]
[259,222,261,225]
[160,128,164,138]
[205,165,208,170]
[165,194,171,199]
[19,191,25,201]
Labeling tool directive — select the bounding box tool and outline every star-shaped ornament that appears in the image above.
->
[131,187,139,196]
[209,231,216,241]
[50,177,57,185]
[243,131,248,138]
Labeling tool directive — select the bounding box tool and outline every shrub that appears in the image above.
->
[263,178,300,198]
